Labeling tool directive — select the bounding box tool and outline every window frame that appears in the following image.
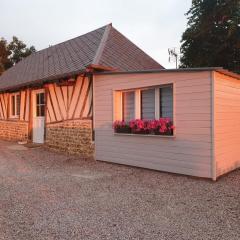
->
[10,92,21,119]
[159,84,174,119]
[115,83,174,122]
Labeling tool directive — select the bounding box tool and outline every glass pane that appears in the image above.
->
[40,93,45,105]
[16,95,20,116]
[141,89,155,120]
[36,94,40,105]
[36,106,40,117]
[36,92,45,117]
[123,91,135,122]
[160,85,173,119]
[11,95,15,116]
[40,105,45,116]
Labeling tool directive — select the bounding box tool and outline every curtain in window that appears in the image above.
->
[160,86,173,119]
[141,89,155,120]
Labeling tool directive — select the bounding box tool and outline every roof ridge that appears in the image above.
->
[92,23,112,65]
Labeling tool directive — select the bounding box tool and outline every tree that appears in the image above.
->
[0,38,11,75]
[0,36,36,75]
[180,0,240,73]
[8,36,36,65]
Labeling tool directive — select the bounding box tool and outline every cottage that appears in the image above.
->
[0,24,162,157]
[0,24,240,180]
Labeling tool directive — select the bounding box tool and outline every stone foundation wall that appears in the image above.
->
[0,120,29,141]
[46,119,94,158]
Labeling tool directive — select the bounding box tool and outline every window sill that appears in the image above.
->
[114,133,176,138]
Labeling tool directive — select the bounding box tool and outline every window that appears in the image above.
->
[36,92,45,117]
[139,84,173,120]
[159,85,173,119]
[122,91,135,122]
[114,84,174,135]
[10,93,20,118]
[116,84,173,122]
[141,89,155,120]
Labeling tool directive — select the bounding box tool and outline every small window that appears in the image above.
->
[36,92,45,117]
[160,85,173,119]
[122,91,135,122]
[10,93,20,118]
[141,89,155,120]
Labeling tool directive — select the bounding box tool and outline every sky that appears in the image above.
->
[0,0,192,69]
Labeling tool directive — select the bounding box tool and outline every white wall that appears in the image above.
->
[214,72,240,177]
[94,71,213,178]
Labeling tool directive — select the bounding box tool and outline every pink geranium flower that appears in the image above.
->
[113,118,175,135]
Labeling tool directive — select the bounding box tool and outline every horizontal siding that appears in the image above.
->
[214,72,240,177]
[94,71,213,178]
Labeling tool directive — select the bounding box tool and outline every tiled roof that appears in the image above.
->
[0,24,163,91]
[99,27,162,71]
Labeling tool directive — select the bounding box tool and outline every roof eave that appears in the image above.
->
[93,67,240,80]
[93,67,224,75]
[0,68,87,93]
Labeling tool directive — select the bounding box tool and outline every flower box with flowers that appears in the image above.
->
[113,121,132,134]
[113,118,174,136]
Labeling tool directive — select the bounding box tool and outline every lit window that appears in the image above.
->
[122,91,135,122]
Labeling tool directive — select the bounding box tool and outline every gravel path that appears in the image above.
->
[0,140,239,240]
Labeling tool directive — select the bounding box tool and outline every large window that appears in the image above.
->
[119,84,173,121]
[114,84,174,135]
[10,93,20,118]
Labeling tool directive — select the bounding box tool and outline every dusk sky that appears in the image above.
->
[1,0,192,68]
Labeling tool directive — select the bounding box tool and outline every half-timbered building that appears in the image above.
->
[0,24,162,157]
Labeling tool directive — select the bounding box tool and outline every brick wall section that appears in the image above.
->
[46,119,94,158]
[0,120,29,141]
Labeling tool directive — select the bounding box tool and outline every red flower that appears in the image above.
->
[113,120,128,129]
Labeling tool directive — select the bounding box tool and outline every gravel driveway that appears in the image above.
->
[0,140,239,240]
